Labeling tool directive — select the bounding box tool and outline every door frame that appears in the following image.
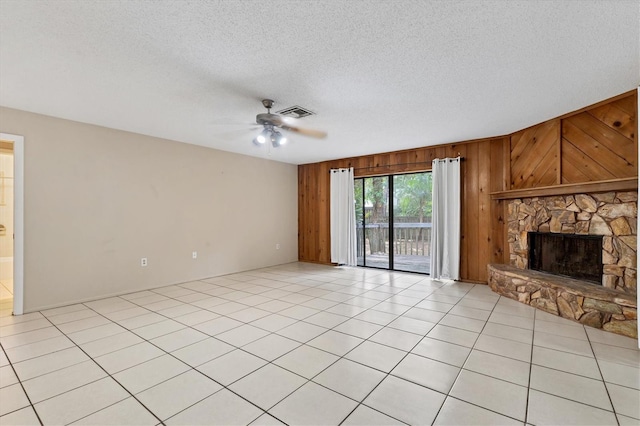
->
[1,133,24,315]
[356,171,432,274]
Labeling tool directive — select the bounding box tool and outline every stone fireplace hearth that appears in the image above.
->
[508,191,637,294]
[488,264,637,338]
[489,190,638,338]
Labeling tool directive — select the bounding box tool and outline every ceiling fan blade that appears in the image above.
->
[210,122,259,127]
[281,125,328,139]
[270,116,328,139]
[214,128,257,140]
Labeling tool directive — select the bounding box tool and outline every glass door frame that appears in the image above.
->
[355,170,432,275]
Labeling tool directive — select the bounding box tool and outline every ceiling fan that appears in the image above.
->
[253,99,327,147]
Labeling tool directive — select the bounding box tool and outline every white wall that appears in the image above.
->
[0,107,299,312]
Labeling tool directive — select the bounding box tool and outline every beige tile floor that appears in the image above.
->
[0,263,638,425]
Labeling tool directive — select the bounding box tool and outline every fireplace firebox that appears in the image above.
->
[528,232,603,284]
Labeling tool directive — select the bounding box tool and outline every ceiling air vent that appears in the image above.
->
[276,105,315,118]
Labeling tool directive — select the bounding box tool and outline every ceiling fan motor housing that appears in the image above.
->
[256,113,280,126]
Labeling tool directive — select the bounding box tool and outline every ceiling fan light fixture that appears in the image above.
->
[271,130,286,147]
[253,127,270,145]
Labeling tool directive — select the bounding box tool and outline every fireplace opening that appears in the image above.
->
[528,232,603,284]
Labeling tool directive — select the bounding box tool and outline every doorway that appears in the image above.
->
[0,141,13,309]
[355,171,433,273]
[0,133,24,316]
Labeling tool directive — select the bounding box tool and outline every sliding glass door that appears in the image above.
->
[392,173,433,273]
[355,172,432,274]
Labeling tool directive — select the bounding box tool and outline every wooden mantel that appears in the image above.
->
[490,177,638,200]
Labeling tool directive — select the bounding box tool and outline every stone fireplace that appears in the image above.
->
[508,192,637,294]
[488,190,637,338]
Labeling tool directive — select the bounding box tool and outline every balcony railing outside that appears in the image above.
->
[357,222,432,273]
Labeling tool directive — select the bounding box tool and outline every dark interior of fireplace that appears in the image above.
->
[528,232,603,284]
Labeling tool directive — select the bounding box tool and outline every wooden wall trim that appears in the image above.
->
[301,136,506,169]
[491,177,638,200]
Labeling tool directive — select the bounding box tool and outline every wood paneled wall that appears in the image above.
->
[510,91,637,189]
[298,138,509,282]
[510,120,560,189]
[298,90,637,283]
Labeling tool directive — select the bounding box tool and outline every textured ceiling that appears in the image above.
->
[0,0,638,165]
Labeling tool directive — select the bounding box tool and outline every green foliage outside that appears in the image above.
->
[394,173,433,222]
[354,172,433,224]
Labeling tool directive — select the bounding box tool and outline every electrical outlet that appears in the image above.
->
[276,243,280,250]
[140,257,148,267]
[192,251,198,259]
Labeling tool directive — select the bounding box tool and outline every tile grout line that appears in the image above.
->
[384,286,530,423]
[0,342,44,425]
[584,321,622,425]
[334,283,453,425]
[526,311,625,421]
[37,310,166,426]
[523,304,537,425]
[426,283,508,425]
[3,322,138,422]
[79,298,276,425]
[412,288,561,424]
[337,280,485,425]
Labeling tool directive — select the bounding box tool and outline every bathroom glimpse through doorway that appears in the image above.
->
[0,140,14,311]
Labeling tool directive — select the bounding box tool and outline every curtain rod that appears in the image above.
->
[329,157,465,173]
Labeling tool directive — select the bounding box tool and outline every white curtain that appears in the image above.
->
[330,168,357,266]
[430,157,461,280]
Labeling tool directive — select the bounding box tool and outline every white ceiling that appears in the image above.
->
[1,1,638,165]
